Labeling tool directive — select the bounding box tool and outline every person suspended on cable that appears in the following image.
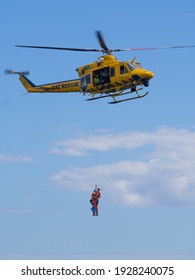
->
[90,185,101,216]
[90,190,98,216]
[90,185,101,204]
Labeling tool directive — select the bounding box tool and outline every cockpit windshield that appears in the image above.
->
[127,62,139,71]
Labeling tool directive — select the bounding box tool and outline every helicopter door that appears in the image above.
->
[93,67,110,87]
[119,64,129,84]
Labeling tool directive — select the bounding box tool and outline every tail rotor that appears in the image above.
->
[5,69,30,76]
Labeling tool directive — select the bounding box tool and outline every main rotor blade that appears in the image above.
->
[95,31,109,51]
[117,45,195,51]
[15,45,102,52]
[15,44,195,54]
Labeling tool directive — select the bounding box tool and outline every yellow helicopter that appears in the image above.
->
[6,31,195,104]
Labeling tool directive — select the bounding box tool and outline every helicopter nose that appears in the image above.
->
[132,69,154,81]
[144,70,154,79]
[139,69,154,80]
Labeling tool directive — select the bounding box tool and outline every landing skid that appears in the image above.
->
[108,92,149,104]
[85,87,146,103]
[85,87,148,104]
[86,91,131,101]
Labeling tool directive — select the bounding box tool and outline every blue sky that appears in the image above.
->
[1,0,195,259]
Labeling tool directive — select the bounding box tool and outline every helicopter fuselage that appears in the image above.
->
[18,54,154,100]
[7,30,195,103]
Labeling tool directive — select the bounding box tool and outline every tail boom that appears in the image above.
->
[19,75,81,93]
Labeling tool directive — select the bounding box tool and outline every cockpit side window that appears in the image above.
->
[120,65,128,75]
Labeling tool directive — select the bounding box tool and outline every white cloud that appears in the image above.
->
[51,127,195,207]
[50,130,151,156]
[0,153,33,163]
[50,127,195,158]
